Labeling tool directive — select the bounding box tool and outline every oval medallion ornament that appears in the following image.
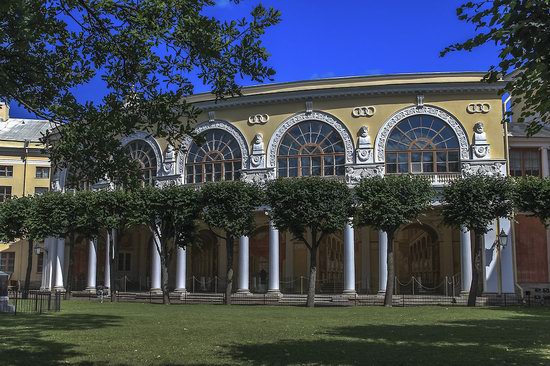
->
[248,114,270,124]
[467,103,491,114]
[352,106,376,118]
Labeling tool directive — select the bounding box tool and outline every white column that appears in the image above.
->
[484,219,515,293]
[53,238,65,291]
[361,226,370,293]
[150,233,162,292]
[499,218,515,293]
[41,238,53,290]
[104,230,112,290]
[343,220,356,294]
[86,238,97,291]
[541,147,549,178]
[460,227,473,293]
[175,246,187,292]
[237,235,250,293]
[268,221,280,294]
[46,237,56,291]
[378,231,388,294]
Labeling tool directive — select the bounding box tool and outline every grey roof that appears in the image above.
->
[0,118,52,142]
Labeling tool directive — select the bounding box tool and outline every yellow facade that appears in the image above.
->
[0,107,51,287]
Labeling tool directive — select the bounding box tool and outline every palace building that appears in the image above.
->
[2,72,549,298]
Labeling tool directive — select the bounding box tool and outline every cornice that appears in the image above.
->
[193,82,504,111]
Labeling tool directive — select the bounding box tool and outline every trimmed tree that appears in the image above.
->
[265,177,353,308]
[0,196,35,295]
[442,174,514,307]
[354,175,434,307]
[514,176,550,226]
[131,185,201,305]
[201,181,263,305]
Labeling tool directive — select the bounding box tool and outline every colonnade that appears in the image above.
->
[40,220,513,295]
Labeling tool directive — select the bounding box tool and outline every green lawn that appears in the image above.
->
[1,301,550,366]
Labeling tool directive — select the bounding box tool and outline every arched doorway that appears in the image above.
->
[395,224,441,294]
[190,230,218,292]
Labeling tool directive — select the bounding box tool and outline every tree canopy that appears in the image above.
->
[514,176,550,226]
[265,177,353,307]
[443,0,550,135]
[1,0,280,186]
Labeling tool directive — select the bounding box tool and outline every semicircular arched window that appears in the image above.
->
[126,140,158,185]
[277,120,346,177]
[186,129,242,183]
[385,115,460,174]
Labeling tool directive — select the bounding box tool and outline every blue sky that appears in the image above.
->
[10,0,500,118]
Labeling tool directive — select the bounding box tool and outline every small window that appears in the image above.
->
[0,252,15,273]
[35,167,50,179]
[118,252,131,272]
[36,253,44,273]
[0,166,13,177]
[510,149,541,177]
[0,186,11,202]
[34,187,49,195]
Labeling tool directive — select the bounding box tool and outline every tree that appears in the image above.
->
[25,191,74,290]
[131,185,200,304]
[0,196,35,295]
[201,181,263,305]
[354,175,434,307]
[442,174,514,306]
[442,0,550,135]
[1,0,281,186]
[265,177,353,308]
[514,175,550,224]
[94,189,136,302]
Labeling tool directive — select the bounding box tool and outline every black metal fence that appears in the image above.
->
[4,290,62,315]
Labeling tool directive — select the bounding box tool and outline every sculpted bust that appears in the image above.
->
[358,126,372,149]
[473,122,487,144]
[252,133,265,154]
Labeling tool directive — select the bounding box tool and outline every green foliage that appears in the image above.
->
[442,0,550,135]
[0,0,281,186]
[514,176,550,226]
[26,191,75,240]
[201,181,263,239]
[130,184,201,249]
[354,175,434,233]
[265,177,353,247]
[442,174,514,234]
[0,196,33,242]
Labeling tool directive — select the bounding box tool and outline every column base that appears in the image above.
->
[343,289,357,295]
[267,289,282,297]
[85,287,96,293]
[460,290,471,296]
[377,290,386,296]
[236,289,252,295]
[53,287,66,293]
[150,288,162,294]
[173,288,188,294]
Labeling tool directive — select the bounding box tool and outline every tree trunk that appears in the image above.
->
[306,245,318,308]
[225,235,234,305]
[110,229,119,302]
[159,240,171,305]
[23,239,33,298]
[384,231,395,307]
[468,232,483,307]
[65,233,76,299]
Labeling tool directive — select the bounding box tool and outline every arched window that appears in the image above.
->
[126,140,158,185]
[186,129,242,183]
[277,121,345,177]
[385,115,460,174]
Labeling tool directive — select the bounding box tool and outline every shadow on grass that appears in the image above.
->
[224,308,550,366]
[0,311,122,366]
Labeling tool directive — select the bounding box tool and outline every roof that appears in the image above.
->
[187,71,502,104]
[508,123,550,138]
[0,118,52,142]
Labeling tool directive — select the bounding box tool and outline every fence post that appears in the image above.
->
[215,276,218,294]
[14,290,18,316]
[192,276,195,294]
[412,277,415,296]
[445,276,448,297]
[300,276,303,295]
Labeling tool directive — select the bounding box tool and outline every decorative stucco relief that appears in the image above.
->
[375,105,470,163]
[345,165,384,185]
[267,111,354,168]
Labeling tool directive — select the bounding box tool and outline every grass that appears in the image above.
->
[1,301,550,365]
